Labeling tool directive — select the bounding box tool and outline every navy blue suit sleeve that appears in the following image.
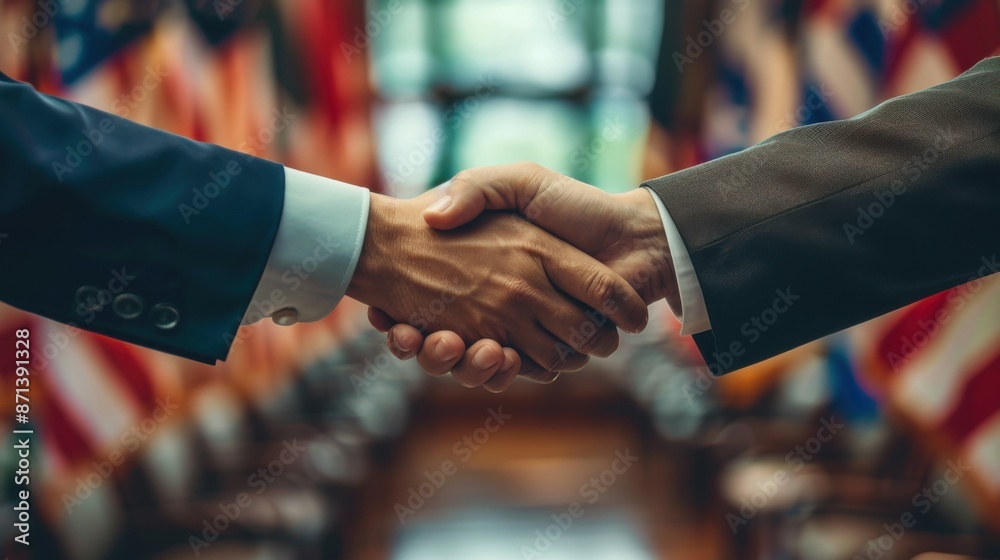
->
[0,72,285,363]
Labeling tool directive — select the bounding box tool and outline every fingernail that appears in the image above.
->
[473,347,499,370]
[427,195,453,213]
[434,339,457,362]
[389,332,410,353]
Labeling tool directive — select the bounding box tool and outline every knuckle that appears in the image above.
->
[449,169,477,190]
[525,234,549,256]
[504,277,539,304]
[585,270,617,307]
[518,161,544,174]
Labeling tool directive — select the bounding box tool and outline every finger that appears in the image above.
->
[368,307,395,332]
[386,324,424,360]
[511,325,590,373]
[450,339,505,388]
[414,331,467,376]
[517,357,561,384]
[483,348,521,393]
[423,163,547,230]
[542,251,649,335]
[536,291,621,358]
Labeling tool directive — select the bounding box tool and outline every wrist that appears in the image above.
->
[618,188,678,306]
[622,188,667,248]
[347,193,399,306]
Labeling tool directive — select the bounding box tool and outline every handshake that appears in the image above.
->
[345,162,680,392]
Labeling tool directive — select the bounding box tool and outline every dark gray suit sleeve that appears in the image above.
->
[643,56,1000,376]
[0,72,285,363]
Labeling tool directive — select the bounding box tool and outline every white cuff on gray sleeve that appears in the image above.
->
[643,187,711,335]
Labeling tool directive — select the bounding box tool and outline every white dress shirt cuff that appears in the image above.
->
[243,168,370,325]
[643,187,711,335]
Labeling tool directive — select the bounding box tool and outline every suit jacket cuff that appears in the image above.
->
[244,168,370,325]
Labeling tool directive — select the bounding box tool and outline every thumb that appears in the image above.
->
[422,179,489,231]
[422,163,547,230]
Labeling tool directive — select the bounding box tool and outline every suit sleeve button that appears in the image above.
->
[150,303,180,330]
[112,294,144,320]
[74,286,105,315]
[271,308,299,326]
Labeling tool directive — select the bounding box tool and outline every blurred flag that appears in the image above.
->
[854,273,1000,529]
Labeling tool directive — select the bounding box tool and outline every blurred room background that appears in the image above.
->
[1,0,999,559]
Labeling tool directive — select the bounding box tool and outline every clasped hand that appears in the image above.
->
[349,162,678,392]
[345,164,659,390]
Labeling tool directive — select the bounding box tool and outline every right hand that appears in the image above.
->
[369,162,678,391]
[348,187,650,380]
